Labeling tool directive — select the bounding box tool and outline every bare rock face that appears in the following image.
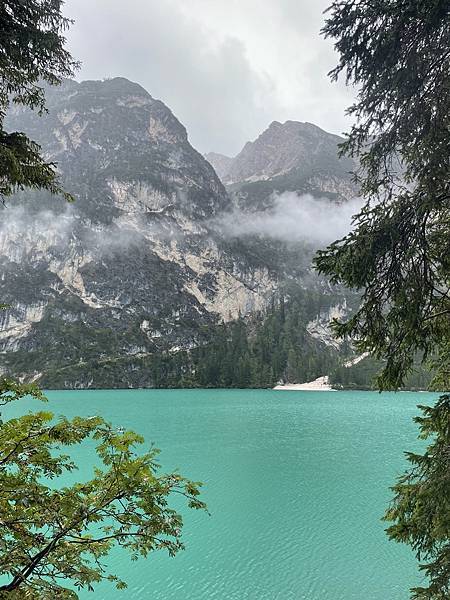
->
[205,120,358,207]
[0,79,356,388]
[0,78,277,386]
[226,121,349,182]
[204,152,233,181]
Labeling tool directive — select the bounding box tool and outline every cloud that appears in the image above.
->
[0,205,76,259]
[0,207,174,263]
[83,214,176,256]
[64,0,278,156]
[63,0,356,156]
[214,192,363,246]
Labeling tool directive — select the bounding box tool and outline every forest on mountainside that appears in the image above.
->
[32,283,433,390]
[151,290,433,391]
[152,289,342,389]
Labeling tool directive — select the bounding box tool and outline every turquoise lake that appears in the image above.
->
[4,389,439,599]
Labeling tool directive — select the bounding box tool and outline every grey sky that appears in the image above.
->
[64,0,355,156]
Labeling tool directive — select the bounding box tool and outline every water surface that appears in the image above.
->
[5,389,436,599]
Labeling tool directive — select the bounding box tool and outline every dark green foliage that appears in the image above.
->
[1,288,344,390]
[0,130,71,200]
[0,379,205,598]
[143,288,341,390]
[330,355,433,391]
[0,0,77,200]
[316,0,449,391]
[319,2,450,597]
[384,396,450,599]
[9,282,431,392]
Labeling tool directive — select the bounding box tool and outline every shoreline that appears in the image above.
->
[273,376,335,391]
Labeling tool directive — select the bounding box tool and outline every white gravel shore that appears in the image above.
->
[273,375,335,391]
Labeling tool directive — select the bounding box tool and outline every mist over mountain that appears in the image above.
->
[213,192,362,246]
[0,77,358,388]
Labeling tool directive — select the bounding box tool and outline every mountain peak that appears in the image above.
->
[77,77,152,99]
[264,119,330,138]
[212,119,352,188]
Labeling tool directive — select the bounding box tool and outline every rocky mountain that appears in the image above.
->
[208,120,358,211]
[0,78,282,387]
[0,78,356,388]
[204,152,233,181]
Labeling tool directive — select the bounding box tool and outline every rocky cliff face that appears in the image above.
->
[206,120,360,369]
[208,120,358,210]
[204,152,233,181]
[0,78,278,386]
[0,79,356,388]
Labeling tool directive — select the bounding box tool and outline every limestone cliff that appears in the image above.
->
[0,79,355,387]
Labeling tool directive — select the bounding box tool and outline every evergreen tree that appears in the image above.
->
[317,0,449,390]
[0,0,77,200]
[318,2,449,597]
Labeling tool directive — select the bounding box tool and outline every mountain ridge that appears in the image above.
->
[205,119,356,195]
[0,77,354,388]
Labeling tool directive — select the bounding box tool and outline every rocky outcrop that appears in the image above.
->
[306,302,348,350]
[0,78,278,385]
[206,120,358,211]
[0,79,356,387]
[204,152,233,181]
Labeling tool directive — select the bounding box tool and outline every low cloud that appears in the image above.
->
[84,214,175,255]
[214,192,363,246]
[0,206,177,261]
[0,193,362,262]
[0,205,76,251]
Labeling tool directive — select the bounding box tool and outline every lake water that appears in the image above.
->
[4,389,438,599]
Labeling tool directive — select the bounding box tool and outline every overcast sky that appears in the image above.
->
[64,0,355,156]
